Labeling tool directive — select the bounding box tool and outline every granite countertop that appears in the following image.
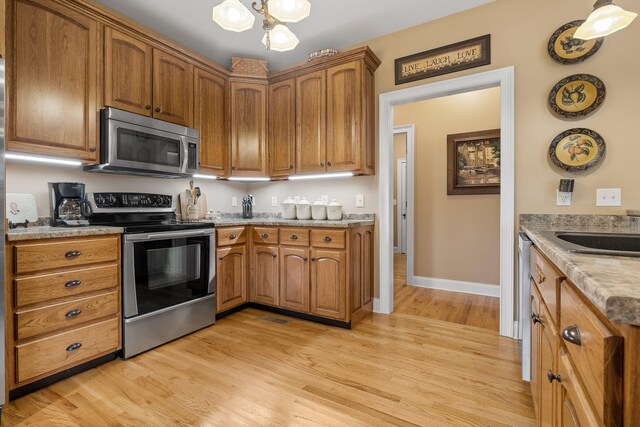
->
[521,214,640,326]
[7,225,125,242]
[210,213,375,228]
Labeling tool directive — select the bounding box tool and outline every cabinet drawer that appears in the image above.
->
[560,281,623,426]
[311,229,345,249]
[279,228,310,246]
[217,227,247,246]
[14,237,119,275]
[253,227,279,244]
[530,247,562,325]
[16,317,119,384]
[15,264,119,307]
[16,291,119,340]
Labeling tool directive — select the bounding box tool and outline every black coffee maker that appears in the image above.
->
[49,182,92,227]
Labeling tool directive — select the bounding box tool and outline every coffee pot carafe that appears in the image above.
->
[49,182,92,227]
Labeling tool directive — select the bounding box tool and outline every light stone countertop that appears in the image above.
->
[521,214,640,326]
[6,225,125,242]
[211,217,375,228]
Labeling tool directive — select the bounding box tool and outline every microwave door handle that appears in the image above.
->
[181,136,189,172]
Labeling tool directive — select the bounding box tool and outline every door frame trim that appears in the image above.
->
[396,157,407,254]
[393,125,415,285]
[377,66,516,338]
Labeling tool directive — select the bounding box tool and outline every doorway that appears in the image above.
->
[377,67,516,338]
[396,158,407,254]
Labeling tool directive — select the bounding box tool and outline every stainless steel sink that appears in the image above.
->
[539,231,640,257]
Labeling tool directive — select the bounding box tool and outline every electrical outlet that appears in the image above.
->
[356,194,365,208]
[321,195,329,205]
[596,188,622,207]
[271,196,278,207]
[557,191,572,206]
[252,197,256,206]
[231,196,237,207]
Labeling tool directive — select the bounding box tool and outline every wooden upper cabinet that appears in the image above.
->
[269,79,296,176]
[230,81,267,176]
[104,27,153,116]
[326,61,361,172]
[8,0,100,162]
[194,67,228,176]
[296,71,327,174]
[153,49,193,126]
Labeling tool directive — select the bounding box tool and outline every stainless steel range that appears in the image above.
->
[88,192,215,358]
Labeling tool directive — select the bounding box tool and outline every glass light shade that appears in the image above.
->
[573,4,637,39]
[212,0,255,32]
[261,24,299,51]
[268,0,311,23]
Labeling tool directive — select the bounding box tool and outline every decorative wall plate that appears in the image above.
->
[549,74,606,118]
[548,20,604,64]
[549,128,606,172]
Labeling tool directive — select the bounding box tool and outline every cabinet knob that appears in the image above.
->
[219,256,225,261]
[311,257,316,262]
[66,342,82,352]
[145,105,152,110]
[65,309,82,318]
[531,313,541,325]
[320,162,325,167]
[547,370,561,383]
[327,161,332,166]
[229,234,237,239]
[261,233,269,238]
[272,254,277,258]
[65,280,81,288]
[232,166,236,170]
[89,147,97,153]
[323,236,332,243]
[155,107,161,113]
[302,257,308,261]
[289,165,293,169]
[65,250,82,258]
[290,235,298,240]
[561,325,582,346]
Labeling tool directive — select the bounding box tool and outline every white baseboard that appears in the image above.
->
[373,298,382,313]
[412,276,500,297]
[393,246,401,253]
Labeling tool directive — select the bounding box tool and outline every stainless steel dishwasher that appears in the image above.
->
[518,232,533,382]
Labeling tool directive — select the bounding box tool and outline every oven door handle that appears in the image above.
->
[125,228,214,242]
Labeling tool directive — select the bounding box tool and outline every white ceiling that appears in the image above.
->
[95,0,494,71]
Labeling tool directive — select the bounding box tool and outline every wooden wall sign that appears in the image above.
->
[395,35,491,85]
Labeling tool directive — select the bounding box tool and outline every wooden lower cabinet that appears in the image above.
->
[216,245,248,312]
[250,245,279,306]
[310,250,346,320]
[279,247,310,312]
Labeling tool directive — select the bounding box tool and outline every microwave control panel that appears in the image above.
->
[92,193,173,209]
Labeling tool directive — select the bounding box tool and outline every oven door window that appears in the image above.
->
[117,128,182,168]
[133,236,209,316]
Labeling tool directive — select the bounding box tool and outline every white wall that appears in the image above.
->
[6,162,249,217]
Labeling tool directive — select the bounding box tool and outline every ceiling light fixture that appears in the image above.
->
[212,0,310,51]
[573,0,637,40]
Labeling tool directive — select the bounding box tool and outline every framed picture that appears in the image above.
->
[6,193,39,224]
[447,129,501,195]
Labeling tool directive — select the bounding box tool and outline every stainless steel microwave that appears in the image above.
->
[84,108,199,178]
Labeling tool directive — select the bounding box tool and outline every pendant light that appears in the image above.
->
[573,0,637,40]
[212,0,310,51]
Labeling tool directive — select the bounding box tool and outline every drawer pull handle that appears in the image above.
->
[561,325,582,346]
[229,234,237,239]
[531,313,542,325]
[66,342,82,352]
[290,235,298,240]
[65,251,82,258]
[65,280,81,288]
[261,233,269,238]
[65,309,82,318]
[535,265,545,283]
[547,370,561,383]
[323,236,332,243]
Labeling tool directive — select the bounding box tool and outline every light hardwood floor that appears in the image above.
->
[394,254,500,332]
[4,257,533,426]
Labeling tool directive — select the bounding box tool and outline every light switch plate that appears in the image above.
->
[321,195,329,205]
[231,196,238,207]
[596,188,622,207]
[271,196,278,207]
[356,194,365,208]
[557,191,572,206]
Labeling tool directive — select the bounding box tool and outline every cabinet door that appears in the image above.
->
[557,349,601,427]
[296,71,326,173]
[362,64,376,174]
[230,82,267,176]
[310,250,346,320]
[362,228,373,307]
[269,79,296,176]
[104,27,153,116]
[9,0,100,161]
[251,245,279,306]
[348,227,373,322]
[216,246,247,312]
[530,284,541,421]
[279,247,309,312]
[326,61,361,172]
[153,48,193,126]
[540,304,557,427]
[194,67,228,176]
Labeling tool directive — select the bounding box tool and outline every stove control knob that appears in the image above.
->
[164,196,172,206]
[96,194,106,206]
[107,194,117,206]
[153,195,163,207]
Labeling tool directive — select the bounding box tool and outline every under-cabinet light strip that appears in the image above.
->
[5,153,83,166]
[227,177,272,182]
[192,174,220,180]
[288,172,354,181]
